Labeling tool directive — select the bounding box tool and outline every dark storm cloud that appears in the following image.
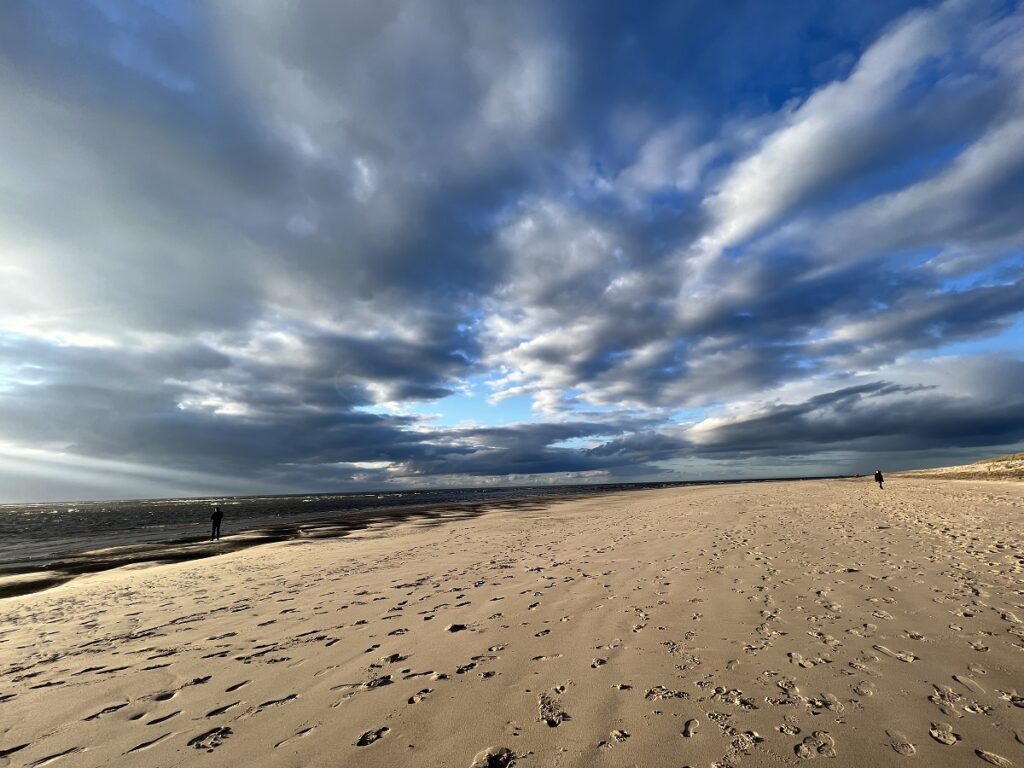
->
[0,336,667,487]
[1,0,1023,499]
[687,358,1024,458]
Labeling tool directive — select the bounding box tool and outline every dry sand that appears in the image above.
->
[896,453,1024,482]
[1,479,1023,768]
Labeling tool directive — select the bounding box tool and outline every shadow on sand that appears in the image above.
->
[0,498,566,599]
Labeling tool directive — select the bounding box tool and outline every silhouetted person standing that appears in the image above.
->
[874,470,884,490]
[211,506,223,540]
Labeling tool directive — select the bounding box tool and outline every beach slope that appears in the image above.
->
[1,479,1022,767]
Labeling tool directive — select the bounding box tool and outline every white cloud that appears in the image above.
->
[701,0,967,251]
[823,114,1024,259]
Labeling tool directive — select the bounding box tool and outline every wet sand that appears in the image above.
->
[1,479,1022,767]
[0,502,494,600]
[0,496,597,599]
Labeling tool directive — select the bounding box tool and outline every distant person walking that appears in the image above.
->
[874,470,884,490]
[211,505,223,540]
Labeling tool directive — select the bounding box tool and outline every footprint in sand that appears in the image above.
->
[928,684,963,717]
[794,731,835,759]
[355,727,389,747]
[408,688,433,704]
[873,645,918,663]
[928,722,960,745]
[682,719,699,737]
[470,746,517,767]
[249,694,299,716]
[274,725,317,749]
[849,623,877,638]
[598,730,630,749]
[853,680,875,697]
[777,677,801,697]
[952,674,985,695]
[886,729,915,756]
[646,686,688,701]
[817,693,844,713]
[789,652,814,669]
[849,660,881,677]
[538,693,570,727]
[976,750,1013,767]
[591,658,607,668]
[188,726,232,752]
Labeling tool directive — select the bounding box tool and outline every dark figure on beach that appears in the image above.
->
[211,506,223,540]
[874,470,884,490]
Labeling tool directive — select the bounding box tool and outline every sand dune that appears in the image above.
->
[896,452,1024,481]
[1,479,1023,767]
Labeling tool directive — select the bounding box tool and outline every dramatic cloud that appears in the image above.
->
[688,358,1024,452]
[0,0,1022,500]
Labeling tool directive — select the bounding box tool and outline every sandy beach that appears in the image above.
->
[2,478,1023,768]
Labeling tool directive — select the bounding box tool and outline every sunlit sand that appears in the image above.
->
[2,479,1022,767]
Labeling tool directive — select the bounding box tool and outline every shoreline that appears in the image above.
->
[0,477,839,600]
[0,497,544,600]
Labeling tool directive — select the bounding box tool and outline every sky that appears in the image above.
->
[1,0,1024,502]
